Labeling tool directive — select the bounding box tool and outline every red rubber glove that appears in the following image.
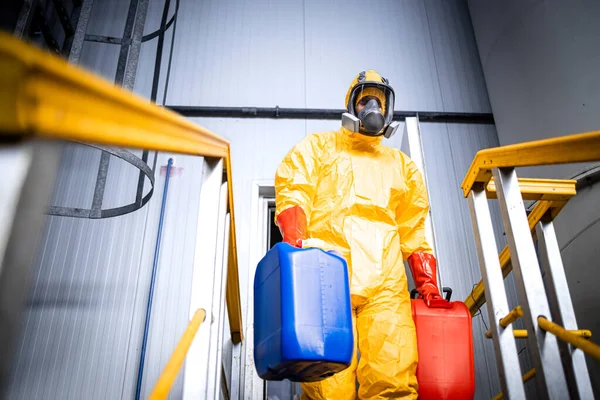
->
[276,206,307,248]
[408,252,451,308]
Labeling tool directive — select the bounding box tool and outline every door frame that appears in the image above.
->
[400,117,444,291]
[242,180,275,400]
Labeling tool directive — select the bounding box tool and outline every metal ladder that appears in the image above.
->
[464,134,600,399]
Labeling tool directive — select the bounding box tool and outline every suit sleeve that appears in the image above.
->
[274,134,321,224]
[396,159,434,260]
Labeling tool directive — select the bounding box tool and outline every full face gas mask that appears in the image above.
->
[357,97,386,134]
[342,70,400,139]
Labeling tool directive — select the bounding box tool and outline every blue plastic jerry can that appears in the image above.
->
[253,242,354,382]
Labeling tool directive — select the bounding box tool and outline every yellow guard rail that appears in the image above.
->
[461,128,600,399]
[463,131,600,315]
[0,32,243,344]
[149,309,207,400]
[461,130,600,196]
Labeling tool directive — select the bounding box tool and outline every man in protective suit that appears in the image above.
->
[274,70,447,399]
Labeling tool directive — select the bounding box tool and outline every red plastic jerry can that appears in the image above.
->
[411,288,475,400]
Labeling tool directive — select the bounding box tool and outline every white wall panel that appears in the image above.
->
[78,40,121,81]
[167,0,306,107]
[303,0,443,111]
[424,0,491,112]
[167,0,489,113]
[7,162,153,399]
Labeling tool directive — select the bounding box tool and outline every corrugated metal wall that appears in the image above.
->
[167,0,491,113]
[8,146,151,400]
[168,1,512,398]
[6,145,209,399]
[7,0,210,399]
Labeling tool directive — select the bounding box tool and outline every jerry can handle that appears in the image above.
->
[410,287,453,301]
[442,287,452,301]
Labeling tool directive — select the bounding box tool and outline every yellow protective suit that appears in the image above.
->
[274,123,433,399]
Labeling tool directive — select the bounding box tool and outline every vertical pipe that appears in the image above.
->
[135,158,174,400]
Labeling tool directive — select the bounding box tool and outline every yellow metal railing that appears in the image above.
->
[485,328,592,340]
[461,129,600,398]
[492,369,537,400]
[491,317,600,400]
[149,308,207,400]
[463,130,600,315]
[538,317,600,361]
[499,306,523,328]
[0,28,243,355]
[0,33,229,157]
[461,130,600,196]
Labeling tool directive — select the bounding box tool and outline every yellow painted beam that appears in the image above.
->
[492,369,536,400]
[0,33,244,343]
[485,329,591,340]
[500,306,523,328]
[225,155,244,344]
[569,329,593,339]
[515,329,528,339]
[0,32,229,158]
[486,178,576,201]
[149,308,206,400]
[538,317,600,361]
[462,130,600,197]
[522,368,537,383]
[485,329,529,339]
